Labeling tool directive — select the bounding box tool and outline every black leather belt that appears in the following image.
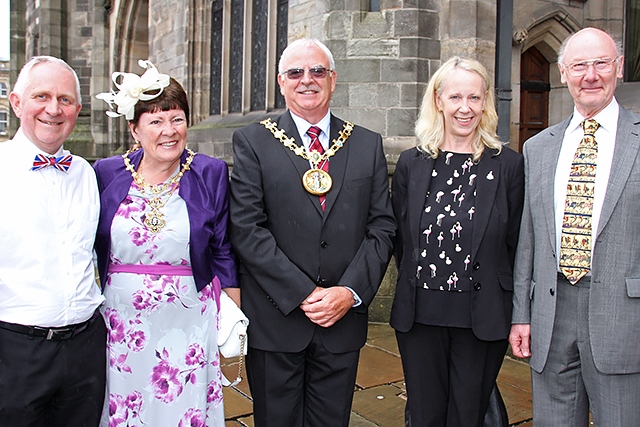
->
[0,311,99,341]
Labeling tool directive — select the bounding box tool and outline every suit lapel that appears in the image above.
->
[470,152,499,259]
[275,112,325,215]
[596,107,640,238]
[408,152,434,251]
[541,118,568,253]
[322,115,349,219]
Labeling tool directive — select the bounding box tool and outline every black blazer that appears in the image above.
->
[390,146,524,341]
[229,111,396,353]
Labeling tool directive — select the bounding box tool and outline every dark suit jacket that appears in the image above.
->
[229,111,396,353]
[391,146,524,341]
[93,149,238,292]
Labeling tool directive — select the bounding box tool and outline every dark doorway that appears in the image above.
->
[519,47,550,152]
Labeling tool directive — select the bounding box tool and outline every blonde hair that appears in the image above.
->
[415,56,501,161]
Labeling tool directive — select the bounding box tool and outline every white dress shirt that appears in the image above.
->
[291,110,332,163]
[0,128,104,327]
[288,110,362,306]
[554,99,619,270]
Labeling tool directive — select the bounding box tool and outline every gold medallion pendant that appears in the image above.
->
[260,118,353,196]
[144,196,167,233]
[303,168,332,195]
[144,209,167,234]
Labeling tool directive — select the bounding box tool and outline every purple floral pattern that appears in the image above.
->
[100,182,224,426]
[179,408,206,427]
[151,358,184,403]
[107,390,144,427]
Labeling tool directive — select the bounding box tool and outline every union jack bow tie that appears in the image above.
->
[31,154,73,172]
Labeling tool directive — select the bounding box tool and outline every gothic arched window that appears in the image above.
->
[210,0,288,115]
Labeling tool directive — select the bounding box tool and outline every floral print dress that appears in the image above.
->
[100,181,224,427]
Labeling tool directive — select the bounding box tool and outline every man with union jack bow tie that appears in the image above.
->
[0,56,106,426]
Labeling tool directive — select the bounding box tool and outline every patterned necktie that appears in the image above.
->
[307,126,328,211]
[31,154,73,172]
[559,119,599,285]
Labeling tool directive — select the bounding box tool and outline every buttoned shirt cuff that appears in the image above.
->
[344,286,362,307]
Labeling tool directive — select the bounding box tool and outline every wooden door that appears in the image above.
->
[519,47,550,152]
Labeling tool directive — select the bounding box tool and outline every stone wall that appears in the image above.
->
[12,0,640,321]
[148,0,189,83]
[0,60,9,142]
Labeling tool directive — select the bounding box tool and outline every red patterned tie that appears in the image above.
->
[307,126,328,210]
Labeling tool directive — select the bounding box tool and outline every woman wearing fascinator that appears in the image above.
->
[94,60,239,426]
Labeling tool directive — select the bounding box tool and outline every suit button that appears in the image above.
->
[474,283,482,291]
[550,288,555,296]
[321,240,328,248]
[473,262,480,271]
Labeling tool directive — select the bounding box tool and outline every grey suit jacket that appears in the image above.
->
[512,105,640,374]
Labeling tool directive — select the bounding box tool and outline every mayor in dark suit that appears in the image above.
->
[229,38,396,427]
[391,57,524,427]
[509,27,640,426]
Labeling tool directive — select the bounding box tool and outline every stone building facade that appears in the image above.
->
[8,0,640,320]
[0,60,9,142]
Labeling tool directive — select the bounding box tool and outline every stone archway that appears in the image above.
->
[186,0,213,125]
[113,0,149,76]
[108,0,150,152]
[512,6,582,147]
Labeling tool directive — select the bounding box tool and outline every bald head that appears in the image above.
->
[558,28,623,118]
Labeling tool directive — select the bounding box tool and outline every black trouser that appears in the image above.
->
[397,324,508,427]
[247,328,360,427]
[0,315,107,427]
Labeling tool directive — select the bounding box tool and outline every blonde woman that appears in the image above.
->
[391,57,524,427]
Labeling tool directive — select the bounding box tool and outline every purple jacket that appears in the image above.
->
[93,149,238,292]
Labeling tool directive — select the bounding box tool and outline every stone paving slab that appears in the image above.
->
[221,359,252,397]
[365,323,400,356]
[497,358,533,425]
[356,344,405,389]
[498,357,532,393]
[221,323,534,426]
[222,385,253,421]
[351,384,407,426]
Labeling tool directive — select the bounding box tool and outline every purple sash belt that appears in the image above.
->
[108,264,193,276]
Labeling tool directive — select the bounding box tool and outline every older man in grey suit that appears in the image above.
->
[509,27,640,426]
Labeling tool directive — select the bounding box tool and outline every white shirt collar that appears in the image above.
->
[567,98,619,135]
[289,110,331,145]
[13,127,68,167]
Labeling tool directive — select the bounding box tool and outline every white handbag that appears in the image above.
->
[217,290,249,386]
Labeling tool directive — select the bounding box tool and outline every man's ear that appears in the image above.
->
[558,63,568,85]
[9,92,23,118]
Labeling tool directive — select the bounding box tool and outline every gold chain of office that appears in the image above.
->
[260,118,354,195]
[122,148,196,233]
[260,118,353,165]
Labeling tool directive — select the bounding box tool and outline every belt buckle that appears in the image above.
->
[46,327,73,340]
